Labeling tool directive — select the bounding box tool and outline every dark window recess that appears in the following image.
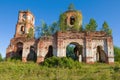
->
[27,46,37,62]
[70,16,75,25]
[15,42,23,60]
[45,46,53,59]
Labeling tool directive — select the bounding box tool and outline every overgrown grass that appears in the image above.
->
[0,57,120,80]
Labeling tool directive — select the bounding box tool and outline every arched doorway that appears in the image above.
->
[96,46,106,62]
[45,45,53,59]
[16,42,23,60]
[66,42,83,61]
[27,46,37,62]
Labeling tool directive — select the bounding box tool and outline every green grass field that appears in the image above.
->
[0,59,120,80]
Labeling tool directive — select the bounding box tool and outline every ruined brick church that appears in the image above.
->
[6,8,114,64]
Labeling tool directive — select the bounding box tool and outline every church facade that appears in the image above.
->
[6,9,114,64]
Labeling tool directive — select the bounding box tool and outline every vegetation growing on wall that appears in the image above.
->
[27,27,34,39]
[59,13,67,32]
[59,10,82,32]
[72,11,82,32]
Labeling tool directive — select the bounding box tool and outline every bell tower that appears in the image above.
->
[14,10,35,38]
[65,11,82,28]
[59,10,82,31]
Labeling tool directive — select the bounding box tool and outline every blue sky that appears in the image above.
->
[0,0,120,57]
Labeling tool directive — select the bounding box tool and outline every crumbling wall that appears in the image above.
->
[6,31,114,64]
[85,37,93,63]
[37,36,53,63]
[91,39,107,62]
[22,39,36,62]
[107,37,114,64]
[6,37,26,58]
[56,31,85,57]
[54,31,114,64]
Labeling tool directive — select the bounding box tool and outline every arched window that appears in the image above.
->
[23,14,27,19]
[20,26,25,34]
[16,42,23,60]
[70,16,75,25]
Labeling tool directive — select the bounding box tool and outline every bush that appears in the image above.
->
[114,46,120,62]
[42,56,82,69]
[0,53,3,61]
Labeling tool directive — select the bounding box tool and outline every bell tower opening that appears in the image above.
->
[20,26,25,34]
[23,14,27,19]
[70,16,75,25]
[59,10,82,32]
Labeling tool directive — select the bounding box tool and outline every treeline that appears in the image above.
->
[35,21,59,38]
[35,19,112,39]
[0,53,4,61]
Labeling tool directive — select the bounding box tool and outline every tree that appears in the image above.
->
[102,21,112,35]
[49,21,59,35]
[85,24,90,31]
[68,3,75,11]
[35,21,60,38]
[41,21,50,36]
[79,25,84,32]
[85,18,98,31]
[66,45,75,59]
[35,25,41,39]
[35,21,51,38]
[27,27,34,39]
